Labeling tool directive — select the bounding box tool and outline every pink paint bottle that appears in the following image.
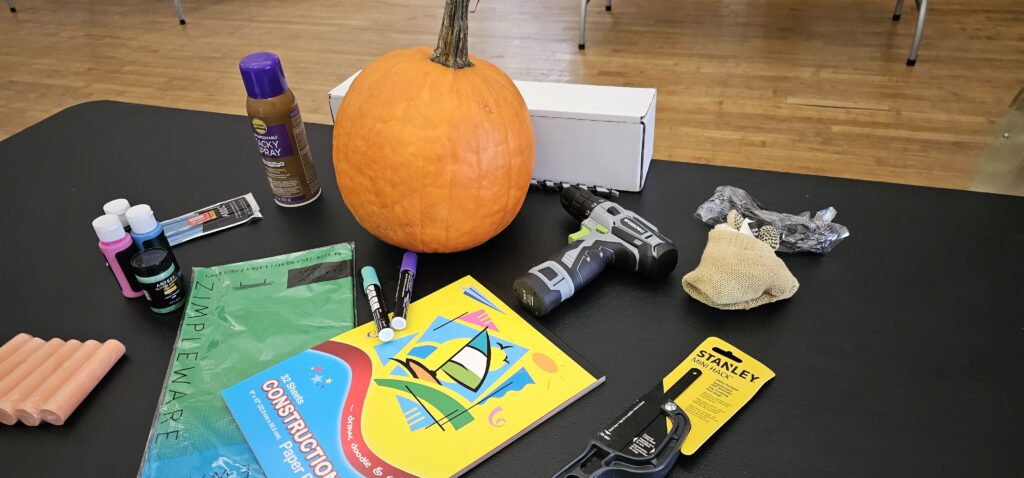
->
[93,214,145,298]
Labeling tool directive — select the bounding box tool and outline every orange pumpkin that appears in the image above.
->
[333,0,535,253]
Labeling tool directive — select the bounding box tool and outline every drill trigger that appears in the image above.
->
[568,225,592,244]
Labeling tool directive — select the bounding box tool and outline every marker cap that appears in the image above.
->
[126,204,159,234]
[378,328,395,342]
[103,199,131,227]
[92,215,126,243]
[401,251,418,274]
[391,317,407,331]
[360,266,380,288]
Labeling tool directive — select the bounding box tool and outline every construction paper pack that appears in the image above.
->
[223,276,603,477]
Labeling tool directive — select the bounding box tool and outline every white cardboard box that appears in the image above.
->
[328,73,656,191]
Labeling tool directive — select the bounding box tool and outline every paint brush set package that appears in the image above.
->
[161,193,263,246]
[138,243,356,478]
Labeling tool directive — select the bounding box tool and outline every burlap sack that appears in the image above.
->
[682,227,799,310]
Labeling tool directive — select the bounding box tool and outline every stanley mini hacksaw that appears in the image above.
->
[553,367,702,478]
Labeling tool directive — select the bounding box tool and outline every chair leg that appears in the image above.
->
[6,0,15,13]
[175,0,186,24]
[906,0,927,66]
[605,0,612,12]
[579,0,588,49]
[892,0,904,21]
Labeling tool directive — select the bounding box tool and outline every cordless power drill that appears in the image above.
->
[514,187,678,316]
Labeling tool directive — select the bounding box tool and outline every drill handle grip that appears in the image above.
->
[514,240,618,316]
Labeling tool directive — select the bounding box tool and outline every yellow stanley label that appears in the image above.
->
[664,337,775,455]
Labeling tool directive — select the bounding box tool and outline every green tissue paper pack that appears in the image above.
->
[139,243,356,478]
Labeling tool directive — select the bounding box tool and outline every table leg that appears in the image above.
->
[175,0,186,25]
[605,0,612,12]
[579,0,589,49]
[6,0,15,13]
[906,0,927,66]
[892,0,904,21]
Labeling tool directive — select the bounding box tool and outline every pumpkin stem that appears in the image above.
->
[430,0,474,69]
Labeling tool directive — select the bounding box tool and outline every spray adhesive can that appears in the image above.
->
[239,52,321,207]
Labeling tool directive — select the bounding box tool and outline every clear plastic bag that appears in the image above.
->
[139,243,356,478]
[694,186,850,254]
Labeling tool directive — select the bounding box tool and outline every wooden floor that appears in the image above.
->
[1,0,1022,193]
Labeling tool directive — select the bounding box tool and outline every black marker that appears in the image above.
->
[392,252,417,330]
[361,266,394,342]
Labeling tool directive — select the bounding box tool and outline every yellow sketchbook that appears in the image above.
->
[224,276,603,477]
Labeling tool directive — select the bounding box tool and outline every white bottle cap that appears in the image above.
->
[378,328,395,342]
[102,198,131,227]
[93,214,126,243]
[126,204,159,234]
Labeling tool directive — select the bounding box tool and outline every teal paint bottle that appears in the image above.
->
[131,248,186,314]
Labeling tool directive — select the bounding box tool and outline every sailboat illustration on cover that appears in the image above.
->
[399,328,492,392]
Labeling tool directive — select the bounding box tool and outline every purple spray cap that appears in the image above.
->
[401,251,418,275]
[239,52,289,99]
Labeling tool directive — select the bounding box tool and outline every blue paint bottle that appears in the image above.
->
[126,204,177,263]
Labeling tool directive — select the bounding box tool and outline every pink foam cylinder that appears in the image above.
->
[40,339,125,426]
[0,337,62,399]
[0,340,82,425]
[0,337,44,382]
[0,339,64,403]
[15,340,102,426]
[0,333,33,366]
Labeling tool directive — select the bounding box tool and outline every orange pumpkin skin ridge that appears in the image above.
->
[333,47,535,253]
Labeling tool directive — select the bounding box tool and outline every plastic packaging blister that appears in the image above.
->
[694,186,850,254]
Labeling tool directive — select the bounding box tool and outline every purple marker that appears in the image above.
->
[392,252,418,330]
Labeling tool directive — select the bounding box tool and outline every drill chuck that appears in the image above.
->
[561,186,605,222]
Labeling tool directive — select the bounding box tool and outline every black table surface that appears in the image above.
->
[1,101,1021,477]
